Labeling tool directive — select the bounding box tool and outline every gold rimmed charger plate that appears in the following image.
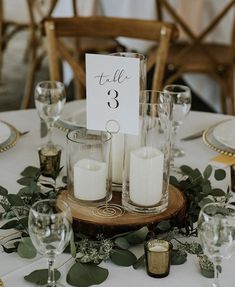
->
[203,119,235,157]
[0,121,19,153]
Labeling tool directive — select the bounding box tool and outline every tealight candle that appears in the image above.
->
[129,146,164,206]
[74,158,106,201]
[145,239,172,278]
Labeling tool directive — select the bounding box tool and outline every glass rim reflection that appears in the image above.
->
[66,129,112,145]
[199,202,235,218]
[30,198,70,218]
[36,80,65,92]
[163,84,191,96]
[110,51,146,61]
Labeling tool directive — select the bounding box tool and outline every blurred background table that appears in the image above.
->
[0,0,234,112]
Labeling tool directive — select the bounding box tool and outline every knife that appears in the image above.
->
[181,130,204,141]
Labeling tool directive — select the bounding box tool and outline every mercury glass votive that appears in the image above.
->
[145,239,172,278]
[38,144,62,177]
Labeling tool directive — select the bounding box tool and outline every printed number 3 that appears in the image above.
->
[107,89,119,109]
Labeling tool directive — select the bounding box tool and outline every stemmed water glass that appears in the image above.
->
[164,84,191,158]
[28,199,72,287]
[35,81,66,147]
[198,202,235,287]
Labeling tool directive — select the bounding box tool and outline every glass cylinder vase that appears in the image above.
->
[66,129,112,205]
[110,52,146,187]
[122,90,172,214]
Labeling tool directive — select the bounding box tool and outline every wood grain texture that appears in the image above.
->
[58,185,185,237]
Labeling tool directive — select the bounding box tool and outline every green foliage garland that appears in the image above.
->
[0,164,233,286]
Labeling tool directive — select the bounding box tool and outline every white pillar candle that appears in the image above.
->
[74,158,106,201]
[112,133,124,184]
[129,146,164,206]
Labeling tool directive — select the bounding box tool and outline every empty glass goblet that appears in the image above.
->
[28,199,72,287]
[164,85,191,158]
[198,202,235,287]
[35,81,66,147]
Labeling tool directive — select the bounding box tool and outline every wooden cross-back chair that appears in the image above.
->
[44,16,178,100]
[156,0,235,114]
[21,1,121,109]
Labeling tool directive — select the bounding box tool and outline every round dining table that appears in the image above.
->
[0,107,235,286]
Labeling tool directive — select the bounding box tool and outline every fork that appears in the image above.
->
[19,130,30,136]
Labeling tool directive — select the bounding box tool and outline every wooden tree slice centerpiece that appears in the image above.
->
[58,185,185,237]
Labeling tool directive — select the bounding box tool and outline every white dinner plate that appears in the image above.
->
[213,119,235,149]
[0,121,11,145]
[57,99,86,130]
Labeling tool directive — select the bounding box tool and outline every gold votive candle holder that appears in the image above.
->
[145,239,172,278]
[38,144,62,178]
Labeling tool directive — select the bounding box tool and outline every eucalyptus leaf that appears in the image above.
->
[17,237,37,258]
[21,166,40,178]
[18,216,29,230]
[7,194,25,206]
[199,197,214,208]
[171,249,187,265]
[203,165,212,179]
[202,180,212,195]
[124,227,148,245]
[70,231,77,258]
[169,176,180,188]
[0,219,19,229]
[200,268,214,278]
[24,269,60,285]
[17,177,35,186]
[180,165,194,175]
[133,254,145,270]
[157,220,171,231]
[18,186,33,197]
[110,249,137,266]
[114,237,130,250]
[199,255,214,278]
[0,186,8,196]
[214,169,226,181]
[67,262,108,287]
[211,188,225,197]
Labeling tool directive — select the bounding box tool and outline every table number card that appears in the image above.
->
[86,54,140,135]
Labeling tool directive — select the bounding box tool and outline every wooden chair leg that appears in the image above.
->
[21,52,46,109]
[227,68,235,115]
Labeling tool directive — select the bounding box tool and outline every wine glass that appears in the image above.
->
[35,81,66,147]
[28,199,72,287]
[198,202,235,287]
[164,85,191,158]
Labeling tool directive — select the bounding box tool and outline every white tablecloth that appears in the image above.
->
[0,108,235,286]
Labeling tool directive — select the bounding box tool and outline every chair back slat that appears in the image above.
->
[44,16,178,99]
